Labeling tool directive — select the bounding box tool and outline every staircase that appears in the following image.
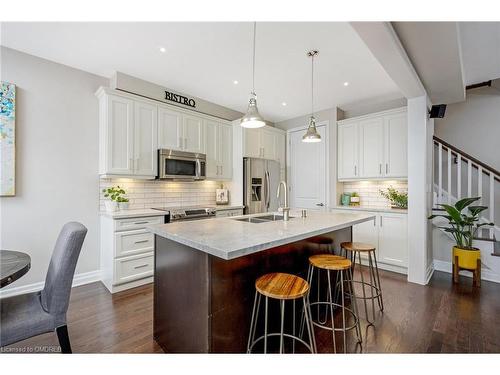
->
[432,135,500,257]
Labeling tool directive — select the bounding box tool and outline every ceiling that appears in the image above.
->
[0,22,402,123]
[459,22,500,86]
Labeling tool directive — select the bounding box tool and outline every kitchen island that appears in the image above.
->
[148,210,374,353]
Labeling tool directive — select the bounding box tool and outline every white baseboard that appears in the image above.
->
[433,259,500,284]
[425,262,435,285]
[0,270,101,299]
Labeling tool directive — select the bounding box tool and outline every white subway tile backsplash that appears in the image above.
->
[340,180,408,209]
[99,179,221,209]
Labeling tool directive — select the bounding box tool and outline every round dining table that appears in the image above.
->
[0,250,31,288]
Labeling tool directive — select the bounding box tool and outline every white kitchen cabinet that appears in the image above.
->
[134,101,158,176]
[359,117,384,178]
[333,208,408,273]
[378,213,408,268]
[337,122,359,179]
[183,114,205,153]
[337,107,407,181]
[384,112,408,178]
[158,106,183,150]
[100,93,135,175]
[243,126,286,168]
[97,88,157,178]
[100,214,164,293]
[205,120,232,180]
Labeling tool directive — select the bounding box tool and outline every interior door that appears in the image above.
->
[384,112,407,178]
[289,125,326,209]
[183,115,204,153]
[134,100,158,177]
[158,105,182,150]
[359,117,384,178]
[204,120,219,179]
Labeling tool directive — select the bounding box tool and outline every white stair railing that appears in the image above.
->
[433,136,499,240]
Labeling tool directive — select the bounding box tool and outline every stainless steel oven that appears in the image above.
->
[157,149,206,180]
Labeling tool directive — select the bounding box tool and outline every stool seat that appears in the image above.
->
[340,242,376,252]
[309,254,351,270]
[255,273,309,300]
[307,236,334,245]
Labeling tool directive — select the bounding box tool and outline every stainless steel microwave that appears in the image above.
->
[157,149,206,180]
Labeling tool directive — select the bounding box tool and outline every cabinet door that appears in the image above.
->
[218,123,233,179]
[134,101,158,177]
[243,128,261,158]
[260,128,277,160]
[183,115,204,153]
[204,120,219,179]
[158,106,182,150]
[105,94,134,174]
[359,117,384,178]
[337,123,358,179]
[384,112,407,178]
[275,132,286,167]
[352,214,379,250]
[378,214,408,268]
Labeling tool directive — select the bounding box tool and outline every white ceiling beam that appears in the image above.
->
[350,22,426,100]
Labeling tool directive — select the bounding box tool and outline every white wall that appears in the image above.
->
[0,47,108,294]
[434,87,500,171]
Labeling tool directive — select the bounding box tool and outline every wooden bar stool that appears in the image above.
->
[305,254,362,353]
[340,242,384,325]
[247,273,316,354]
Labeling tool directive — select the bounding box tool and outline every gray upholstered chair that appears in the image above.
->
[0,222,87,353]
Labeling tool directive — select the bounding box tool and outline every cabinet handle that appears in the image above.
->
[133,221,149,225]
[134,239,149,244]
[220,165,223,175]
[354,165,357,176]
[380,216,383,226]
[379,164,382,175]
[373,218,376,226]
[386,163,389,174]
[134,264,149,269]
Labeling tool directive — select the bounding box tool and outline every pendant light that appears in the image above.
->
[241,22,266,129]
[302,50,321,142]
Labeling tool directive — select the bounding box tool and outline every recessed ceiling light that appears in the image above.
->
[343,81,349,86]
[233,80,239,85]
[282,102,287,106]
[159,47,166,53]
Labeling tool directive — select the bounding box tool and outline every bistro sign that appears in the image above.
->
[165,91,196,108]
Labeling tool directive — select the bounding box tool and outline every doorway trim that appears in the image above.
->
[286,121,330,209]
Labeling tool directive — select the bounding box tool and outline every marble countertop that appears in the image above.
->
[331,205,408,214]
[100,205,245,219]
[148,210,375,260]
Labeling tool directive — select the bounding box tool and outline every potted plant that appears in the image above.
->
[379,186,408,209]
[102,185,129,212]
[428,197,493,281]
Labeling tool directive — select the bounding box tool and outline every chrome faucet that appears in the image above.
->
[276,181,290,221]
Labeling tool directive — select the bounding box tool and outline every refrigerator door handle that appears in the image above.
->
[265,170,271,209]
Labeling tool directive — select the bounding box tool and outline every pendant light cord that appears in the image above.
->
[311,52,314,117]
[252,21,256,95]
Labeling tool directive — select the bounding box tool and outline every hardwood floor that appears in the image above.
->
[3,269,500,353]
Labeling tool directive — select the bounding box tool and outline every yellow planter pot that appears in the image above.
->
[453,246,480,270]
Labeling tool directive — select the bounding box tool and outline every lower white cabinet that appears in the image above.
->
[100,215,163,293]
[341,210,408,273]
[215,208,244,218]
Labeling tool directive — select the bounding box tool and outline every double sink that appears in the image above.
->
[232,213,294,224]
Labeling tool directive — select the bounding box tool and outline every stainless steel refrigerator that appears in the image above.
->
[243,158,281,214]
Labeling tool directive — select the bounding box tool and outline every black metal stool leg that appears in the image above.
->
[367,252,377,322]
[373,251,384,312]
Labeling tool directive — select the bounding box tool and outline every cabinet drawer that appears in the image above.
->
[114,252,154,285]
[114,216,162,232]
[115,229,154,258]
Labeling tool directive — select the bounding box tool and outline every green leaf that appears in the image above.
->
[468,206,488,216]
[439,204,463,224]
[455,197,480,212]
[428,214,452,221]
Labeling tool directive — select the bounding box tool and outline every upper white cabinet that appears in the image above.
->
[338,122,359,179]
[97,87,232,179]
[205,120,232,180]
[243,125,286,167]
[337,107,407,181]
[158,106,204,154]
[98,89,157,178]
